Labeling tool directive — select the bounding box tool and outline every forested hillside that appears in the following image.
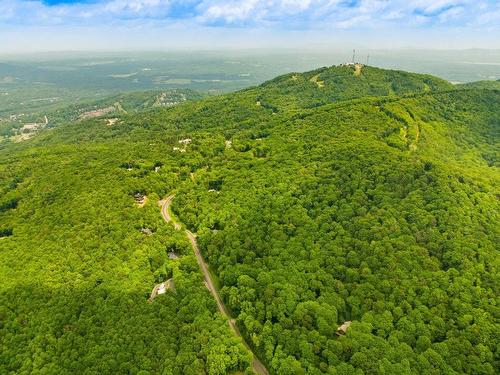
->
[0,89,204,140]
[1,65,498,374]
[248,65,453,111]
[457,80,500,90]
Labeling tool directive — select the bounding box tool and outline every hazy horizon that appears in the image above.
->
[2,47,500,57]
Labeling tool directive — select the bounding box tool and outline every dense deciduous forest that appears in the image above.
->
[1,65,498,374]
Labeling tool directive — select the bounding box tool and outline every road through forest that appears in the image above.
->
[159,195,269,375]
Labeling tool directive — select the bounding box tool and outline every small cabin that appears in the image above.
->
[157,283,167,295]
[168,251,179,260]
[21,123,39,132]
[148,279,175,301]
[179,138,192,146]
[134,193,147,206]
[336,321,352,335]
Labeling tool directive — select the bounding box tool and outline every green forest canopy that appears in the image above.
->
[0,65,499,374]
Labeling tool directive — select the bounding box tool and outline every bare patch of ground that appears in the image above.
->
[109,72,137,78]
[79,106,116,120]
[310,74,325,88]
[13,133,34,142]
[114,102,127,113]
[0,76,16,83]
[12,115,50,142]
[21,123,39,132]
[154,92,187,107]
[409,123,421,151]
[354,64,363,76]
[106,118,119,126]
[173,138,192,153]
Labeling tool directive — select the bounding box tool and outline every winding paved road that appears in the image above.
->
[160,195,181,230]
[160,195,269,375]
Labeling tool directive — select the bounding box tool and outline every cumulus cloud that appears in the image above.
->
[105,0,165,12]
[1,0,499,30]
[199,0,261,24]
[412,0,462,13]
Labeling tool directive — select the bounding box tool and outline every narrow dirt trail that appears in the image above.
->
[160,195,269,375]
[354,63,363,76]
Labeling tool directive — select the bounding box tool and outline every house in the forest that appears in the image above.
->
[336,321,352,335]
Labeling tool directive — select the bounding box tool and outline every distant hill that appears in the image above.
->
[131,65,457,135]
[457,79,500,90]
[92,89,204,112]
[51,88,204,123]
[0,89,203,141]
[248,64,454,111]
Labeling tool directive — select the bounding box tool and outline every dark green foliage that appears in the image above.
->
[0,197,18,212]
[0,227,12,237]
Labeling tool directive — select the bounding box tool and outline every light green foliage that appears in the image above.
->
[252,65,453,111]
[1,65,499,374]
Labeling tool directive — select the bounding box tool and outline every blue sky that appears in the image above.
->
[1,0,499,52]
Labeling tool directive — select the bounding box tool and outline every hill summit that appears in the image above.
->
[252,64,454,110]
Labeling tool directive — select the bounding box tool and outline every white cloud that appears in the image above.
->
[437,5,464,22]
[384,10,404,20]
[105,0,165,13]
[199,0,261,23]
[336,14,371,29]
[412,0,462,13]
[1,0,499,34]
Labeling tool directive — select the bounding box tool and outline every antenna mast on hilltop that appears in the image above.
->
[366,54,370,66]
[352,49,356,64]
